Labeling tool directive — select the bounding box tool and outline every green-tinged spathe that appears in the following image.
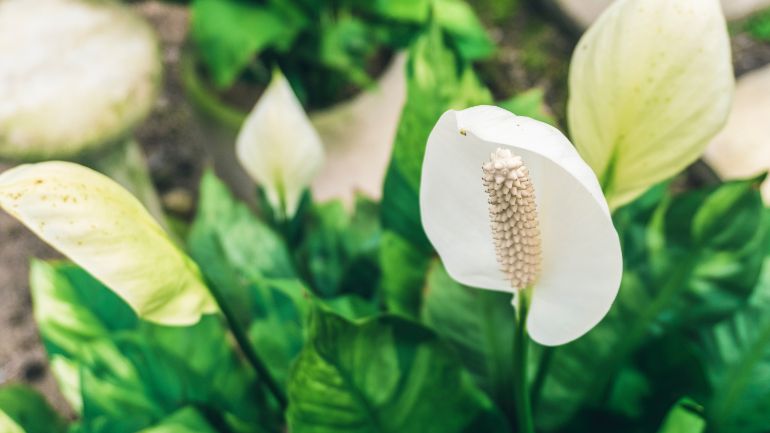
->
[568,0,733,209]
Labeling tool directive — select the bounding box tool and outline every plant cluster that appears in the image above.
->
[1,1,769,433]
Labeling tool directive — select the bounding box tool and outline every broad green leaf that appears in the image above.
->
[379,230,431,318]
[371,0,492,60]
[298,198,381,298]
[189,171,295,323]
[0,162,215,325]
[0,386,67,433]
[746,9,770,41]
[497,88,556,126]
[319,15,378,86]
[246,278,309,386]
[29,260,272,433]
[80,317,275,433]
[434,0,494,60]
[696,242,770,433]
[372,0,430,22]
[657,399,706,433]
[568,0,733,209]
[698,305,770,433]
[138,407,217,433]
[30,260,137,357]
[421,261,516,414]
[321,294,380,321]
[381,21,491,250]
[535,179,767,430]
[30,260,138,411]
[191,0,303,88]
[287,308,510,433]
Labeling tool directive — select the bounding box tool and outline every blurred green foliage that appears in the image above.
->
[190,0,492,109]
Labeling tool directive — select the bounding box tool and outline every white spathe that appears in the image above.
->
[0,0,161,160]
[0,162,217,325]
[420,106,622,346]
[236,71,324,217]
[568,0,734,209]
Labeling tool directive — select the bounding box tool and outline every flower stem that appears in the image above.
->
[530,346,554,411]
[205,276,288,411]
[513,290,535,433]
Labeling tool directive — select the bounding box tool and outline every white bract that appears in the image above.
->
[420,106,622,346]
[568,0,733,209]
[236,70,324,218]
[0,0,161,160]
[0,162,216,325]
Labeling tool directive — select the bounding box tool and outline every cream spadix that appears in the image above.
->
[420,106,622,346]
[236,70,324,218]
[0,162,216,325]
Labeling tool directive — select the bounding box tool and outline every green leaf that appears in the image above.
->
[371,0,493,60]
[30,260,137,356]
[421,261,517,416]
[191,0,303,88]
[434,0,494,60]
[29,259,274,433]
[379,231,431,318]
[0,386,67,433]
[372,0,430,22]
[246,278,310,386]
[189,171,295,323]
[745,8,770,41]
[298,197,381,298]
[286,308,509,433]
[319,15,378,87]
[29,260,138,412]
[656,399,706,433]
[497,88,556,125]
[80,317,275,433]
[137,407,217,433]
[697,241,770,433]
[381,21,491,250]
[535,179,768,430]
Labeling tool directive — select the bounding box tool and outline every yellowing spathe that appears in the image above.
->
[0,162,216,325]
[568,0,734,209]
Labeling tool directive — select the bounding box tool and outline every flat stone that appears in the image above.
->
[553,0,770,28]
[705,64,770,203]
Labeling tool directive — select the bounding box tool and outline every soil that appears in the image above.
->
[1,0,769,419]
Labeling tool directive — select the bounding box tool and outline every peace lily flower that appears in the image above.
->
[0,0,161,160]
[420,106,622,346]
[568,0,733,210]
[236,70,324,218]
[0,161,217,325]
